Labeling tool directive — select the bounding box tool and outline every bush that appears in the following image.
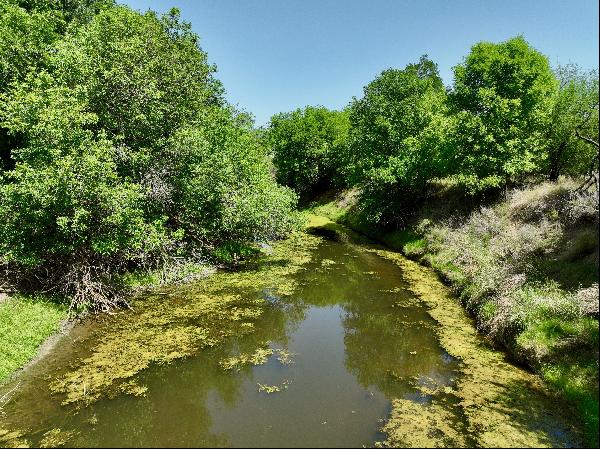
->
[0,136,171,311]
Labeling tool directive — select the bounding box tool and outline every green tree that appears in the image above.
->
[0,0,113,169]
[545,65,599,180]
[50,6,224,159]
[345,55,449,223]
[267,106,349,200]
[0,4,297,310]
[448,36,556,191]
[0,0,58,168]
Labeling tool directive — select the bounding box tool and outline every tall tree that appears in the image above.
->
[448,36,556,191]
[345,55,449,223]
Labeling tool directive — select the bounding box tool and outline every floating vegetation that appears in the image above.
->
[320,259,336,267]
[87,414,98,426]
[219,345,274,371]
[275,349,296,365]
[372,248,583,448]
[219,346,296,371]
[257,383,280,394]
[0,427,29,448]
[47,230,321,406]
[39,428,74,448]
[119,380,148,397]
[390,296,422,308]
[257,379,291,394]
[380,398,469,448]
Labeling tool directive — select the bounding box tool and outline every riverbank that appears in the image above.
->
[307,215,583,447]
[309,179,599,446]
[0,253,249,386]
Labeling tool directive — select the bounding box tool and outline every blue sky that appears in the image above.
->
[123,0,599,126]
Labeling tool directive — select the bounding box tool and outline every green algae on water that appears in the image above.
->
[257,380,291,394]
[275,348,296,365]
[48,230,321,406]
[219,346,296,371]
[39,428,74,448]
[0,427,29,448]
[219,345,274,371]
[306,215,582,448]
[371,247,583,448]
[257,383,280,394]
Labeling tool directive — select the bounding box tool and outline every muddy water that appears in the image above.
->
[0,224,581,448]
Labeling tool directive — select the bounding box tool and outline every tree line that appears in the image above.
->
[1,1,598,312]
[267,38,599,224]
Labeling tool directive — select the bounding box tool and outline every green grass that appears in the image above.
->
[310,200,348,222]
[542,359,599,447]
[0,296,68,383]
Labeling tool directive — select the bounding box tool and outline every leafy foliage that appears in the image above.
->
[268,106,349,199]
[345,55,450,223]
[0,4,297,310]
[447,36,557,191]
[545,65,599,180]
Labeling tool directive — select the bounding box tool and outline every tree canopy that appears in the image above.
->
[0,2,297,310]
[447,36,557,191]
[267,106,349,200]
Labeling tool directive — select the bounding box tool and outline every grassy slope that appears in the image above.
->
[310,180,599,446]
[0,296,67,383]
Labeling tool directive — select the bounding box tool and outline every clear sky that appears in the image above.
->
[123,0,599,126]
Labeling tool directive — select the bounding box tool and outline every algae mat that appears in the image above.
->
[372,248,582,448]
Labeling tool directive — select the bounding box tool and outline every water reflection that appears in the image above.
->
[1,237,460,447]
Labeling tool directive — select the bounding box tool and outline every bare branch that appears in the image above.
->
[575,129,599,148]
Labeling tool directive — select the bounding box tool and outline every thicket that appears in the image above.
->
[0,1,298,311]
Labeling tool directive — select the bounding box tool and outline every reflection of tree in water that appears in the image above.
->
[282,237,459,401]
[336,254,458,399]
[342,297,456,399]
[287,249,364,308]
[69,296,297,447]
[70,347,235,447]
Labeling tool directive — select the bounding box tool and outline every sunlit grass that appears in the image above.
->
[0,296,67,383]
